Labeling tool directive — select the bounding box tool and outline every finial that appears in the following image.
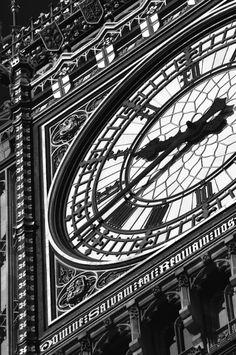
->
[10,0,20,55]
[11,0,20,28]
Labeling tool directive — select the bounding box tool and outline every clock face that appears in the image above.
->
[47,21,236,264]
[64,69,236,262]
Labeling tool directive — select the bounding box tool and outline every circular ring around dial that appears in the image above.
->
[65,68,236,261]
[121,77,236,205]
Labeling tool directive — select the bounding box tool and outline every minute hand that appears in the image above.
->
[74,98,233,236]
[135,97,234,195]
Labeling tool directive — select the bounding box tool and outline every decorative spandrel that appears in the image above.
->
[49,92,108,178]
[52,111,87,145]
[57,270,97,312]
[54,259,128,318]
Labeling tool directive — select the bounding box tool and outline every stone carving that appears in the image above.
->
[96,271,125,288]
[228,241,236,255]
[52,145,68,172]
[59,113,86,141]
[152,285,162,297]
[40,22,64,51]
[86,93,106,112]
[51,111,87,174]
[57,272,97,309]
[52,111,87,144]
[178,273,189,288]
[57,264,76,286]
[80,337,91,352]
[129,305,139,320]
[201,252,211,265]
[103,316,113,328]
[79,0,104,24]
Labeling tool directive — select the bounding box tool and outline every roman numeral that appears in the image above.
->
[123,95,160,120]
[230,49,236,63]
[107,149,130,160]
[181,63,200,86]
[145,204,169,229]
[195,181,213,206]
[179,46,200,86]
[195,182,216,221]
[106,201,137,228]
[84,235,105,256]
[135,232,154,251]
[79,155,105,168]
[96,180,120,204]
[66,200,92,223]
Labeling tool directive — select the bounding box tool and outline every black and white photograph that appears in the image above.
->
[0,1,236,354]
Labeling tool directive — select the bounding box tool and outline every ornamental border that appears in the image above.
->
[40,212,236,353]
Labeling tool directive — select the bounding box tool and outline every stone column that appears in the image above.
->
[176,269,203,350]
[126,300,143,355]
[10,54,38,355]
[225,234,236,287]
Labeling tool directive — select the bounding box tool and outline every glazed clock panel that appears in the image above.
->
[65,73,236,262]
[50,21,236,264]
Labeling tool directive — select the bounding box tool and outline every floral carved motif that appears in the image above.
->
[52,111,87,144]
[57,272,97,309]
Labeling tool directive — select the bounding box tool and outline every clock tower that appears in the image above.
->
[1,0,236,354]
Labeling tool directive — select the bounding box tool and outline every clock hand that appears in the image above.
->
[135,100,234,196]
[134,142,193,197]
[72,139,179,240]
[72,98,234,240]
[134,97,232,161]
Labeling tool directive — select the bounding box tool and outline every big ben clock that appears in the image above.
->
[49,17,236,265]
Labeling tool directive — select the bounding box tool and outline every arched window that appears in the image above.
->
[193,263,234,349]
[141,294,182,355]
[174,317,193,354]
[93,324,131,355]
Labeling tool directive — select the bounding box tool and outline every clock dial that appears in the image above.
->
[64,69,236,262]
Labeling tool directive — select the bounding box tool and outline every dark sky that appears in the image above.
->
[0,0,53,104]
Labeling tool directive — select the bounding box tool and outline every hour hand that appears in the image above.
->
[134,97,234,161]
[185,102,234,144]
[133,137,171,161]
